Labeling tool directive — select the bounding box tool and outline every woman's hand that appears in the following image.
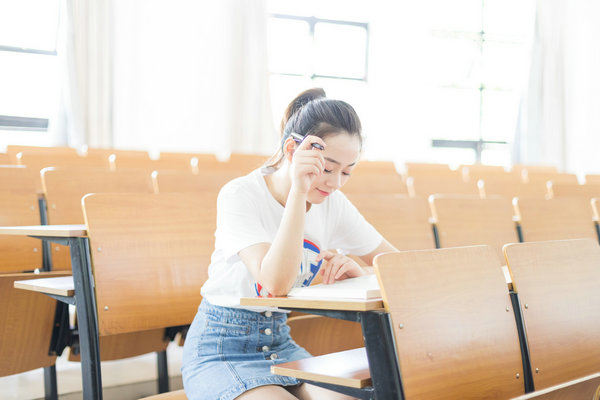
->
[289,135,327,195]
[315,250,367,284]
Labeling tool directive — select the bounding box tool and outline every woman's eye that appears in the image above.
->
[323,169,332,174]
[342,172,351,176]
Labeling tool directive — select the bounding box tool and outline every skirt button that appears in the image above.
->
[265,328,272,336]
[270,353,278,360]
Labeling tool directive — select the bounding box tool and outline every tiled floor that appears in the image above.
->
[0,342,183,400]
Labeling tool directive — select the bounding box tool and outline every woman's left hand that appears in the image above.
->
[315,250,366,284]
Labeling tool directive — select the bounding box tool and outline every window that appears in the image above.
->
[425,0,534,165]
[266,1,369,130]
[0,0,61,146]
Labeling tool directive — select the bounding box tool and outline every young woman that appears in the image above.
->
[182,88,397,400]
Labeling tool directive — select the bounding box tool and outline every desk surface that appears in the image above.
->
[240,296,383,311]
[14,276,75,297]
[0,224,87,237]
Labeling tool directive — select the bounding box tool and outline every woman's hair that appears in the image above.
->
[265,88,362,169]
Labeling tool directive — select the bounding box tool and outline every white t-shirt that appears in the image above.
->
[201,168,383,311]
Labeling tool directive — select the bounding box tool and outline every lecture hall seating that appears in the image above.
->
[504,239,600,392]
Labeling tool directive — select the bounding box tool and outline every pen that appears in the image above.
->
[291,132,324,150]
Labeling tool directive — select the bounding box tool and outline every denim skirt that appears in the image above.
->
[181,299,312,400]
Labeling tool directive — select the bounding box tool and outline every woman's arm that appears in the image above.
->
[239,136,326,296]
[358,239,397,266]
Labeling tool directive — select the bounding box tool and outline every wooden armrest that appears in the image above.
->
[271,347,371,389]
[14,276,75,297]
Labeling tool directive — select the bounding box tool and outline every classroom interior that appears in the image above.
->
[2,1,600,399]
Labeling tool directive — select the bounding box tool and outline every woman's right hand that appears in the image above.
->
[289,135,327,195]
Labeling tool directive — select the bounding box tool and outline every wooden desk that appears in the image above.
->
[0,224,102,400]
[14,275,75,297]
[241,296,402,399]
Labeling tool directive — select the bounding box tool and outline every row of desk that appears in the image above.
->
[0,224,403,400]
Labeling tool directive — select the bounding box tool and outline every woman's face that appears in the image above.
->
[306,132,361,204]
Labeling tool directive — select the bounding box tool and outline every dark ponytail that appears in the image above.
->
[265,88,362,170]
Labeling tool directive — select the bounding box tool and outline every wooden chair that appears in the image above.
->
[41,167,155,271]
[373,246,525,399]
[0,192,43,273]
[0,272,72,393]
[511,164,558,176]
[401,164,459,184]
[585,174,600,185]
[81,192,210,335]
[0,152,9,164]
[504,239,600,392]
[6,145,78,163]
[16,151,109,170]
[406,176,480,197]
[547,182,600,199]
[402,162,452,180]
[76,193,211,397]
[219,152,268,175]
[511,372,600,399]
[340,161,407,195]
[479,176,548,199]
[39,168,170,368]
[152,170,239,194]
[429,195,519,261]
[0,165,40,194]
[345,193,436,251]
[523,172,578,185]
[514,197,597,242]
[460,164,508,182]
[158,152,219,174]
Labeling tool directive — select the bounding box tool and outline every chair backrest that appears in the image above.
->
[158,152,219,173]
[6,145,77,163]
[16,151,109,170]
[460,164,508,182]
[547,182,600,199]
[403,162,452,175]
[82,193,211,336]
[345,193,435,251]
[524,172,578,185]
[374,246,524,399]
[0,272,70,377]
[429,195,519,260]
[514,197,597,242]
[41,167,155,270]
[402,163,457,182]
[219,153,268,175]
[479,176,548,198]
[504,239,600,391]
[0,165,40,194]
[152,170,239,194]
[406,176,480,197]
[511,164,558,176]
[585,174,600,185]
[341,160,407,194]
[0,192,43,272]
[0,153,10,164]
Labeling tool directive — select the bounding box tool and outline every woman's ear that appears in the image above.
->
[282,137,297,162]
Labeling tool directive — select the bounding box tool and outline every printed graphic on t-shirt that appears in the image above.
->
[254,239,323,297]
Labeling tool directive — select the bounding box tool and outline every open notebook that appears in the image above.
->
[287,274,381,300]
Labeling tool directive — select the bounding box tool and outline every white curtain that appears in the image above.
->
[111,0,275,156]
[52,0,113,148]
[515,0,600,174]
